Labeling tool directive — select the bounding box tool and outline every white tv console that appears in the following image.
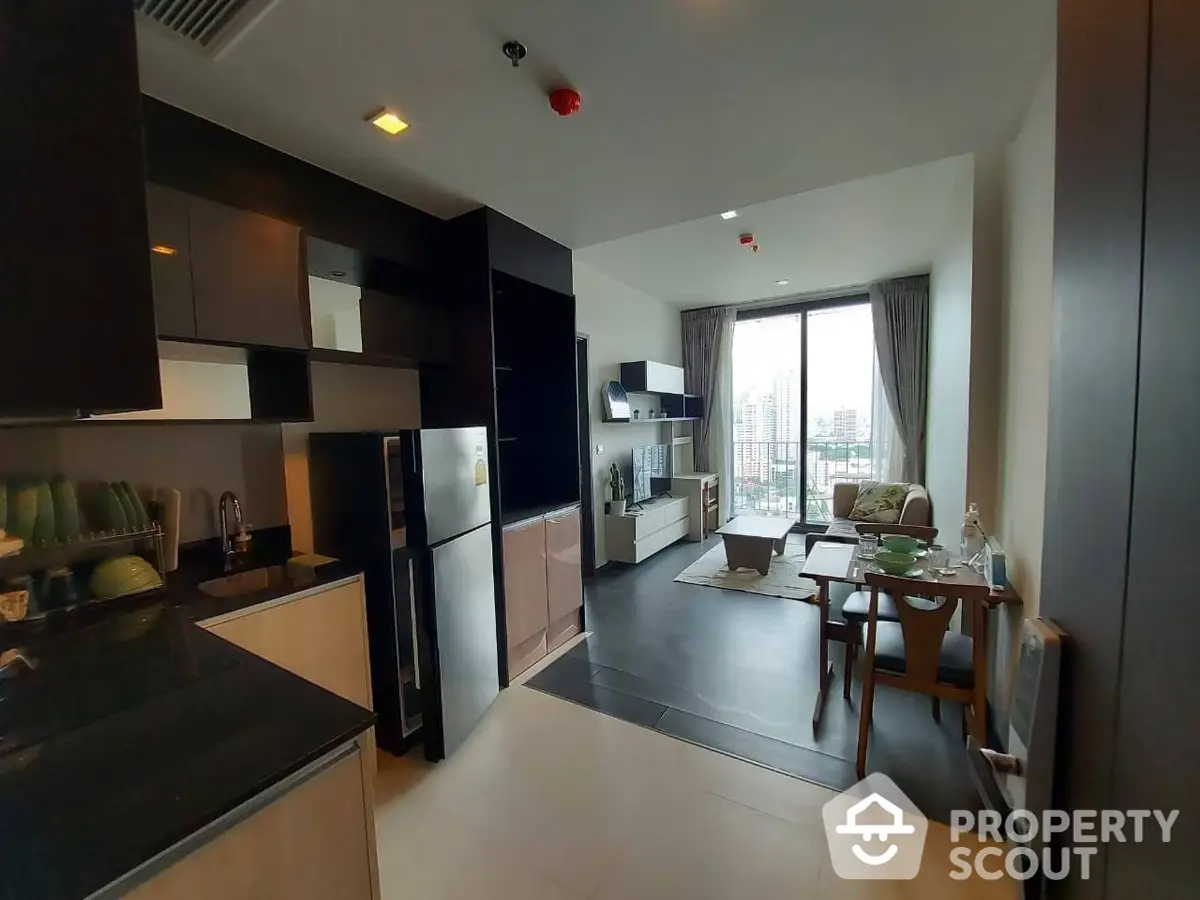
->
[604,495,689,564]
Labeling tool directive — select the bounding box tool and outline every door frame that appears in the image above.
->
[575,334,597,576]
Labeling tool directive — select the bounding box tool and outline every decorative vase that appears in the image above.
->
[610,499,627,517]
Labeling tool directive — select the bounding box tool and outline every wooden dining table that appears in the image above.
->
[801,540,1021,741]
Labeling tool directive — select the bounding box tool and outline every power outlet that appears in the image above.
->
[595,444,604,455]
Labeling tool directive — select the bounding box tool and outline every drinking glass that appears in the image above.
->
[858,534,879,558]
[928,545,956,577]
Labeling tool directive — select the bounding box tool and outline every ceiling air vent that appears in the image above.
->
[133,0,285,59]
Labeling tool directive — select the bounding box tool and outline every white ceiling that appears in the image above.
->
[136,0,1054,250]
[576,154,970,308]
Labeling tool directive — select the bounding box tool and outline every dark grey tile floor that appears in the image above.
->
[526,536,982,824]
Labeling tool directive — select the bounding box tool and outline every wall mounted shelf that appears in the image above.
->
[602,416,699,424]
[309,348,418,370]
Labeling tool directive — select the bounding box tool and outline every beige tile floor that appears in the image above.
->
[373,684,1017,900]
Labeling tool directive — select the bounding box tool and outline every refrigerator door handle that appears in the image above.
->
[408,557,421,691]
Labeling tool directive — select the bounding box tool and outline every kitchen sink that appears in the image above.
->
[197,565,295,599]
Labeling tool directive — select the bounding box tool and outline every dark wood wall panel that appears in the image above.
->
[1040,1,1150,897]
[140,97,444,272]
[1108,1,1200,896]
[485,209,573,296]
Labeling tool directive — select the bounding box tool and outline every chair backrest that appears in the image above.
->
[854,522,938,543]
[863,572,990,687]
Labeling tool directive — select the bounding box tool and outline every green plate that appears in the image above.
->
[867,563,925,578]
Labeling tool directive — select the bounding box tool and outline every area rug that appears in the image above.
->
[674,535,818,602]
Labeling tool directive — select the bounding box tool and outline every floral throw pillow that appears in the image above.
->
[849,481,910,524]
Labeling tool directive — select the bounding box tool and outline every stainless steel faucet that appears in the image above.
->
[218,491,243,559]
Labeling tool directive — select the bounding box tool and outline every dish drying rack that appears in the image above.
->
[0,523,166,622]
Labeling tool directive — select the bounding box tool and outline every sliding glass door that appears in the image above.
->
[732,298,889,526]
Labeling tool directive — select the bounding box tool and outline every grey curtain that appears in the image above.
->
[682,307,735,472]
[870,275,930,483]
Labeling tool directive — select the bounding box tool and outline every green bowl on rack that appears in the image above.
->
[89,555,163,599]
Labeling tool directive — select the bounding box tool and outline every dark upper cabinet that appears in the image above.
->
[360,288,451,363]
[484,210,573,296]
[189,197,310,349]
[0,0,160,415]
[307,236,449,364]
[145,184,196,339]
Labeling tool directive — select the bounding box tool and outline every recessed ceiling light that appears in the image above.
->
[720,210,739,220]
[368,109,409,135]
[775,279,790,286]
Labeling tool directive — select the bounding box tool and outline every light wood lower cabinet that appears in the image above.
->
[203,578,373,710]
[127,742,372,900]
[199,576,379,899]
[545,510,583,652]
[503,518,550,678]
[503,507,583,679]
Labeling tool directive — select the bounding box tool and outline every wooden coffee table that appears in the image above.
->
[715,516,793,575]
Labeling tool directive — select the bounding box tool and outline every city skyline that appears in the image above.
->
[731,306,877,422]
[730,305,881,520]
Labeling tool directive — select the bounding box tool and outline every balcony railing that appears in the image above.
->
[732,439,877,523]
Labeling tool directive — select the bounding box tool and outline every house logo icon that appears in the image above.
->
[822,774,928,880]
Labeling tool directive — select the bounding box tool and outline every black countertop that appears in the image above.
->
[0,555,375,899]
[1,534,364,642]
[167,551,365,626]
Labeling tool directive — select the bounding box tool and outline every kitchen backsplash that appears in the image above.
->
[0,424,287,544]
[0,361,422,550]
[283,362,421,552]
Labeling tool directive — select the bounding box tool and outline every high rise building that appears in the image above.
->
[833,407,858,441]
[734,394,771,481]
[773,369,799,444]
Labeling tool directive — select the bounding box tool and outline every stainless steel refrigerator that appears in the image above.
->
[308,427,500,761]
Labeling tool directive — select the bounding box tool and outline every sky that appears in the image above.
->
[732,304,877,421]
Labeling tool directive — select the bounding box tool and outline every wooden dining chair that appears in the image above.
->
[855,571,991,778]
[839,523,939,699]
[855,523,939,542]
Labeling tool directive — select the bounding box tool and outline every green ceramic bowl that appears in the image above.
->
[874,550,917,575]
[881,535,922,555]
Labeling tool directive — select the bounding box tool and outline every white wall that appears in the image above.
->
[90,351,253,422]
[926,155,975,531]
[997,63,1056,616]
[574,260,682,567]
[926,148,1009,536]
[282,362,421,553]
[966,149,1006,530]
[308,276,363,353]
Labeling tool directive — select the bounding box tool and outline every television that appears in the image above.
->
[631,443,673,502]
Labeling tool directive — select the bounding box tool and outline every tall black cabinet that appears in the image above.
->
[0,0,161,415]
[1044,2,1199,897]
[422,209,578,682]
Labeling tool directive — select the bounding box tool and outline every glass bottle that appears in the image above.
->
[960,501,985,565]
